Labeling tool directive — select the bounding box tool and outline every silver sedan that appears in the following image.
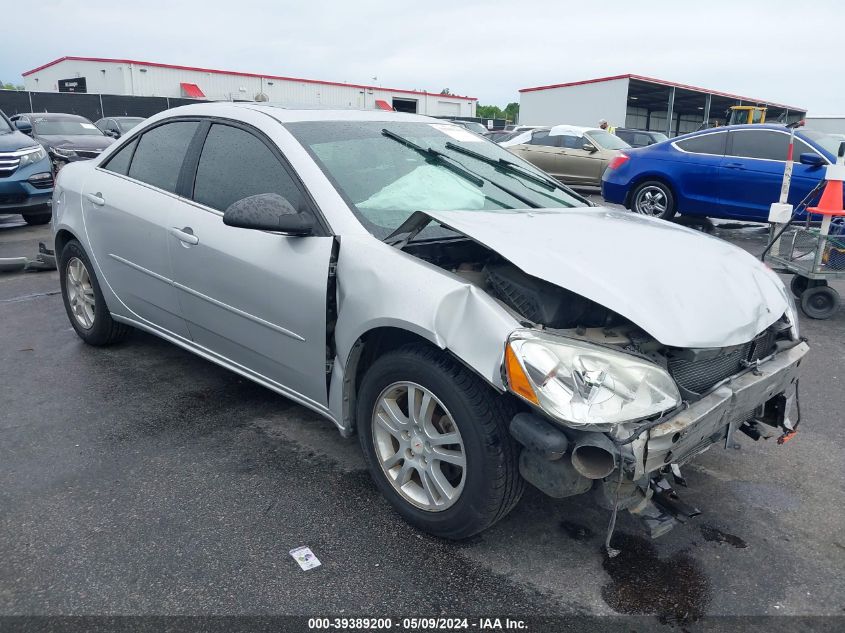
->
[52,103,807,541]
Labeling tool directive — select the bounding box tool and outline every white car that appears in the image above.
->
[51,103,807,540]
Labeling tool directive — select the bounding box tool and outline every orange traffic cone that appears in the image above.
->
[808,178,845,216]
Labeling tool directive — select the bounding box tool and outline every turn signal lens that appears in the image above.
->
[607,153,630,170]
[505,344,539,405]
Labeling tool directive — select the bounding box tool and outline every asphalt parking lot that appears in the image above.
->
[1,208,844,628]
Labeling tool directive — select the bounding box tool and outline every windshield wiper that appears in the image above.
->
[381,129,539,208]
[443,141,565,191]
[381,129,484,187]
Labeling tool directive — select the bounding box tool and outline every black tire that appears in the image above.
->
[630,180,676,220]
[790,275,809,298]
[23,212,52,226]
[357,344,524,539]
[800,285,840,320]
[59,239,132,345]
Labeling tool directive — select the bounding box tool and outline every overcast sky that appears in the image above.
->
[2,0,843,114]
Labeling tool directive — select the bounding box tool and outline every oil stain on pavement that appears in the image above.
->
[700,524,748,549]
[601,533,712,625]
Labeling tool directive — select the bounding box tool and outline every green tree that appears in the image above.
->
[476,103,504,120]
[1,82,24,91]
[503,102,519,123]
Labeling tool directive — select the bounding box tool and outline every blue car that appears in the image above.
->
[0,109,53,225]
[601,124,843,222]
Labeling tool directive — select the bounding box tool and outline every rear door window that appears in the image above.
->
[529,130,559,147]
[674,132,727,155]
[127,120,200,193]
[191,123,308,213]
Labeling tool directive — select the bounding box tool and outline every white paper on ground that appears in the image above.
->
[289,546,322,570]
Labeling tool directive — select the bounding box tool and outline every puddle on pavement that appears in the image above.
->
[601,532,711,625]
[700,524,748,549]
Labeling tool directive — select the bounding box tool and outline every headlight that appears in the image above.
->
[784,294,800,341]
[50,146,76,159]
[18,145,47,168]
[504,330,680,429]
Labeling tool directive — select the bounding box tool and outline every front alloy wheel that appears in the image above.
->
[372,381,466,511]
[66,256,96,329]
[357,344,523,539]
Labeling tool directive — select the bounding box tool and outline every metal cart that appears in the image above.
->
[764,218,845,319]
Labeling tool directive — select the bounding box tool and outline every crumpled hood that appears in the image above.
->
[37,134,113,151]
[422,207,789,348]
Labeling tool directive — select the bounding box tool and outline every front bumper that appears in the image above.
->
[510,340,809,537]
[627,341,809,477]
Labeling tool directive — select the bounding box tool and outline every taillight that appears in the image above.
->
[608,153,630,170]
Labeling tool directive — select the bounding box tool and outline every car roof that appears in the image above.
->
[549,124,598,136]
[17,112,90,121]
[147,101,440,124]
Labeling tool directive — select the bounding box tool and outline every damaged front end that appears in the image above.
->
[390,211,809,540]
[498,301,807,540]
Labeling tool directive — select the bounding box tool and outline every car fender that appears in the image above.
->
[328,235,520,434]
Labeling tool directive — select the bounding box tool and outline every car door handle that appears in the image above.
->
[85,192,105,206]
[724,162,745,170]
[170,227,199,245]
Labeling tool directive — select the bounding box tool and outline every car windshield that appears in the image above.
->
[0,116,11,133]
[801,130,845,158]
[287,121,587,239]
[118,118,142,132]
[32,118,103,136]
[587,130,630,150]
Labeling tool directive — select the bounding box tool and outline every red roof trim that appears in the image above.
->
[519,73,805,112]
[23,56,478,101]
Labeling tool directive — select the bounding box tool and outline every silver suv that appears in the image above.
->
[52,103,807,540]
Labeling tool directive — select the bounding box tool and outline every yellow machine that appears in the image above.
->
[728,105,767,125]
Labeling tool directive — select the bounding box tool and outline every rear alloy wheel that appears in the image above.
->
[59,239,132,345]
[800,285,840,320]
[357,344,523,539]
[631,180,676,220]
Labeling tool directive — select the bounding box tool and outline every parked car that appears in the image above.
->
[53,103,806,541]
[10,113,114,171]
[0,109,53,225]
[95,116,144,139]
[443,119,490,135]
[615,128,668,148]
[502,124,631,187]
[485,130,520,143]
[602,123,843,221]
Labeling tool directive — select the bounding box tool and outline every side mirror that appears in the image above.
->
[105,129,119,138]
[583,143,597,153]
[223,193,314,236]
[798,152,825,167]
[15,120,32,134]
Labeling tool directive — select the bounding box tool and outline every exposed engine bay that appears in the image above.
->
[404,235,804,541]
[405,236,792,402]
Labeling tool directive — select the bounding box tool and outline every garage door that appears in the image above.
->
[437,101,460,117]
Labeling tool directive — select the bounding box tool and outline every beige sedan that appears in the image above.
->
[500,125,630,187]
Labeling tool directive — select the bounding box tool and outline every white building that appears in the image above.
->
[22,56,477,117]
[804,116,845,135]
[519,74,805,136]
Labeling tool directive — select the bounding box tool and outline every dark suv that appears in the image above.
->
[0,110,53,225]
